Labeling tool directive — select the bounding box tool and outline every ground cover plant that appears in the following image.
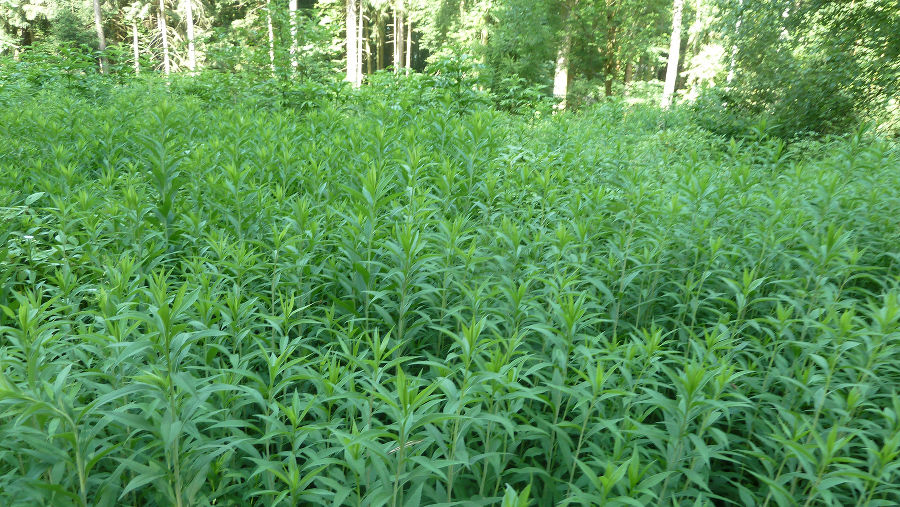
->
[1,74,900,506]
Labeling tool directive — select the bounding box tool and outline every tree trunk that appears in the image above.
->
[347,0,359,84]
[480,1,490,47]
[184,0,196,71]
[553,2,572,109]
[399,12,404,71]
[365,18,373,75]
[675,35,687,92]
[266,0,276,75]
[624,61,632,84]
[393,6,401,73]
[159,2,170,76]
[377,14,385,70]
[727,0,743,84]
[405,14,411,73]
[132,20,140,75]
[391,9,396,71]
[289,0,299,72]
[92,0,108,73]
[357,0,363,85]
[661,0,684,108]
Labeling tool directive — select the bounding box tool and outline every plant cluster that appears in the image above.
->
[1,76,899,506]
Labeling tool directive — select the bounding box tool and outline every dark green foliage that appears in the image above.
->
[1,72,900,506]
[49,6,96,48]
[715,0,900,138]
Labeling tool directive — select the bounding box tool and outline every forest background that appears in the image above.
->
[1,0,898,138]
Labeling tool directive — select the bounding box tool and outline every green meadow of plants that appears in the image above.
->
[1,74,900,506]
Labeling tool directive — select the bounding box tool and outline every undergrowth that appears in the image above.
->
[1,74,899,506]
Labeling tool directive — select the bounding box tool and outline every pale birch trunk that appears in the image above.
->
[553,3,572,110]
[159,1,170,76]
[392,6,401,73]
[92,0,108,73]
[347,0,359,84]
[405,14,411,74]
[357,0,363,85]
[266,0,276,75]
[289,0,299,72]
[661,0,684,108]
[727,0,743,84]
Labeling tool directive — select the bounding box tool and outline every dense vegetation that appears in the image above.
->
[1,69,899,505]
[2,0,899,504]
[3,0,899,137]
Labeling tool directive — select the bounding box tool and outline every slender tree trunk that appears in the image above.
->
[289,0,299,72]
[92,0,108,73]
[365,23,373,75]
[624,61,632,85]
[675,35,687,92]
[377,14,385,70]
[347,0,359,84]
[480,0,491,48]
[405,14,411,73]
[184,0,196,71]
[357,0,363,85]
[398,10,404,71]
[266,0,276,75]
[661,0,684,108]
[159,2,170,76]
[391,9,396,71]
[392,6,401,73]
[365,15,373,75]
[553,2,572,109]
[132,20,140,75]
[727,0,743,84]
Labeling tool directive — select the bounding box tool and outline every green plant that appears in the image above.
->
[1,68,899,506]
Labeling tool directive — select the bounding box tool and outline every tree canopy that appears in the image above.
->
[1,0,898,134]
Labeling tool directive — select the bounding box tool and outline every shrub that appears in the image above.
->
[1,69,899,506]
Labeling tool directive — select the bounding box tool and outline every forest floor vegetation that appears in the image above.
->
[1,67,899,506]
